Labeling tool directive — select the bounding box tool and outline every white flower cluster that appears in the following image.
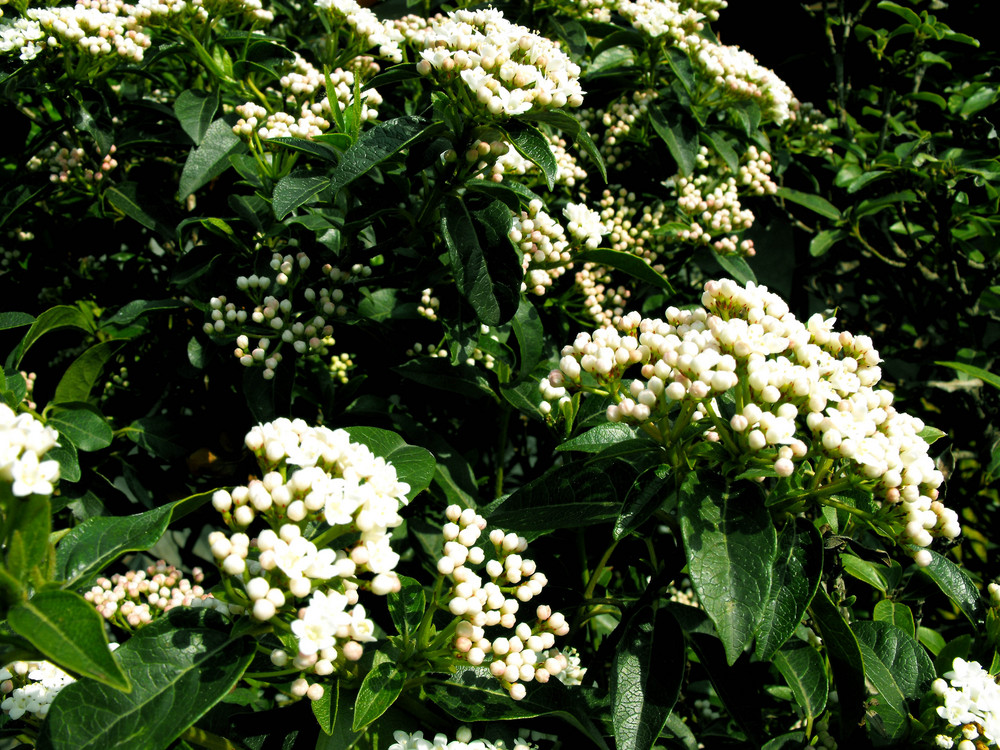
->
[437,504,571,700]
[314,0,402,63]
[541,279,956,559]
[205,251,369,380]
[1,660,75,720]
[574,262,632,328]
[85,561,217,628]
[932,657,1000,748]
[130,0,273,28]
[511,199,572,297]
[485,133,586,186]
[409,7,584,118]
[615,0,705,47]
[0,17,45,61]
[1,4,150,63]
[389,727,532,750]
[668,145,776,256]
[0,403,59,498]
[564,202,610,249]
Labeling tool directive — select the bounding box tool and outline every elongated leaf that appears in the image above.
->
[712,251,757,286]
[649,106,697,176]
[328,116,432,194]
[810,229,845,257]
[755,519,822,660]
[512,298,543,376]
[615,465,672,540]
[679,472,777,664]
[841,554,888,593]
[273,172,330,219]
[178,118,246,199]
[611,605,684,750]
[488,460,635,530]
[394,359,497,402]
[524,108,607,182]
[921,549,985,624]
[265,136,340,162]
[8,590,128,691]
[48,439,80,483]
[0,312,34,331]
[4,493,50,582]
[809,587,866,741]
[576,249,672,291]
[47,402,112,452]
[342,426,434,502]
[388,575,425,639]
[103,299,184,327]
[557,423,635,453]
[936,361,1000,391]
[503,121,558,190]
[12,306,93,368]
[37,608,253,750]
[53,341,123,405]
[353,650,404,730]
[776,187,842,220]
[874,600,915,637]
[772,642,828,720]
[106,183,158,231]
[174,89,219,145]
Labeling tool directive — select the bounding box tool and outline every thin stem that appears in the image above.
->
[583,540,619,602]
[181,726,246,750]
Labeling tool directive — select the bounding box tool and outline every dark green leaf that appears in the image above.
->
[755,519,822,660]
[576,249,672,291]
[809,587,866,741]
[48,440,80,483]
[615,464,672,540]
[874,600,915,637]
[611,606,684,750]
[679,472,777,664]
[12,306,93,368]
[503,121,558,190]
[328,116,432,194]
[106,183,159,231]
[4,493,50,581]
[557,423,635,453]
[265,136,340,162]
[174,89,219,145]
[178,118,246,199]
[353,650,404,731]
[921,550,985,624]
[273,172,330,219]
[810,229,845,258]
[762,733,808,750]
[363,63,421,89]
[123,416,187,460]
[103,299,184,327]
[776,187,842,220]
[935,361,1000,391]
[387,576,425,639]
[394,359,497,402]
[649,105,697,176]
[524,108,607,183]
[53,341,122,405]
[841,554,888,594]
[511,298,543,377]
[773,642,828,720]
[711,251,757,286]
[8,590,128,691]
[47,402,112,452]
[0,312,34,331]
[37,608,253,750]
[342,426,435,502]
[701,130,739,174]
[877,1,920,25]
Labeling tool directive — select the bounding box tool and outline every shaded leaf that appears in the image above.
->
[328,116,432,194]
[920,550,985,625]
[353,650,404,731]
[174,88,219,145]
[178,118,246,199]
[503,121,558,190]
[777,187,842,220]
[53,341,123,405]
[557,423,635,453]
[388,575,425,639]
[273,172,330,220]
[873,600,915,637]
[773,642,828,720]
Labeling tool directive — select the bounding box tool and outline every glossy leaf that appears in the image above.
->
[711,251,757,286]
[37,608,254,750]
[178,118,246,199]
[503,121,558,190]
[12,306,93,367]
[174,88,219,145]
[47,402,113,452]
[755,519,823,660]
[776,187,842,220]
[679,472,777,664]
[3,492,50,581]
[557,423,635,453]
[841,554,889,594]
[772,642,828,720]
[328,116,432,194]
[352,649,404,731]
[809,587,866,741]
[921,550,985,624]
[106,183,158,231]
[511,297,543,377]
[103,299,184,327]
[649,105,697,176]
[873,600,915,637]
[8,589,129,691]
[342,426,435,502]
[576,249,672,291]
[272,172,330,219]
[935,360,1000,390]
[614,464,672,540]
[388,575,425,639]
[53,341,123,405]
[611,605,684,750]
[810,229,845,257]
[0,312,34,331]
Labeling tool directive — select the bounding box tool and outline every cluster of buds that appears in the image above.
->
[205,251,369,380]
[0,403,59,498]
[9,5,151,64]
[668,145,776,256]
[407,7,584,119]
[437,505,570,700]
[578,89,659,172]
[573,263,632,328]
[417,288,439,321]
[597,187,669,269]
[932,658,1000,748]
[511,200,572,297]
[131,0,273,28]
[477,133,585,187]
[209,419,409,671]
[541,279,956,562]
[389,727,533,750]
[84,562,218,629]
[1,660,76,720]
[27,140,118,186]
[615,0,705,46]
[314,0,402,64]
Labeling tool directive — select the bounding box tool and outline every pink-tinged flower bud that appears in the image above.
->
[343,641,364,661]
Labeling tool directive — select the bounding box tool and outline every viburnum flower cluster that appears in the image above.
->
[1,660,76,720]
[27,138,117,187]
[205,251,368,380]
[404,7,584,118]
[389,727,533,750]
[540,279,956,561]
[578,89,659,172]
[314,0,403,64]
[437,504,571,700]
[932,658,1000,748]
[85,561,220,628]
[0,404,59,498]
[208,419,409,688]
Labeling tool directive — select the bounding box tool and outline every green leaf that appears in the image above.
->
[106,183,159,232]
[387,575,425,639]
[523,108,607,183]
[678,472,777,664]
[37,608,253,750]
[615,464,672,540]
[503,121,558,190]
[11,306,93,368]
[649,105,697,176]
[265,136,341,162]
[701,130,739,174]
[935,360,1000,390]
[124,416,187,460]
[512,298,543,377]
[272,172,330,220]
[611,605,684,750]
[920,549,985,624]
[178,118,246,199]
[576,249,672,292]
[47,402,113,452]
[960,86,997,117]
[874,600,915,637]
[841,554,888,594]
[0,312,34,331]
[776,187,842,221]
[762,733,808,750]
[174,89,219,145]
[711,251,757,286]
[8,590,129,691]
[328,116,432,194]
[312,678,337,735]
[917,626,945,656]
[394,359,497,402]
[363,62,421,90]
[488,460,634,531]
[853,620,934,742]
[353,649,404,731]
[342,426,435,502]
[4,493,50,581]
[877,1,920,25]
[48,439,80,483]
[809,587,866,741]
[53,341,123,405]
[754,519,823,660]
[103,299,184,327]
[441,196,520,327]
[772,641,828,720]
[810,229,845,257]
[557,423,635,453]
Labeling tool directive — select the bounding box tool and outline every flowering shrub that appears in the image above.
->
[0,0,997,748]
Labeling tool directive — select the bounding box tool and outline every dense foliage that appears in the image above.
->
[0,0,997,748]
